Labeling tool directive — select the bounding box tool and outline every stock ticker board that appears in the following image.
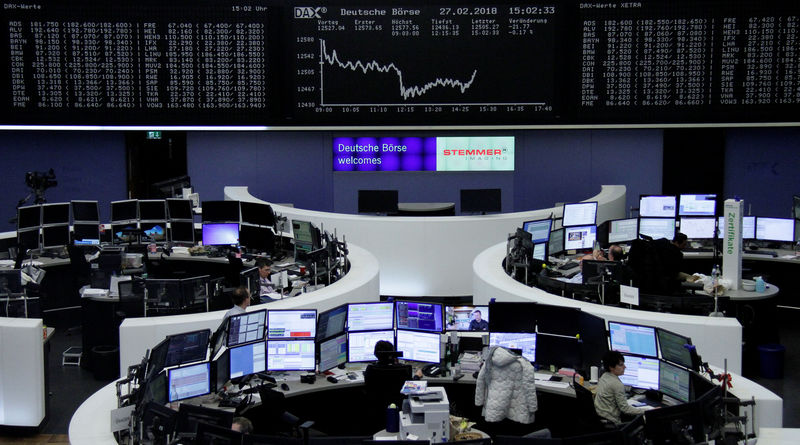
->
[2,1,800,127]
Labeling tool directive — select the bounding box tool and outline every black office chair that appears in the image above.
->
[116,278,145,321]
[572,376,615,435]
[362,362,412,433]
[252,387,312,438]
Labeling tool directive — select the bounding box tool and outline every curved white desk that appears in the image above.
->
[225,185,627,297]
[472,242,744,374]
[119,243,379,376]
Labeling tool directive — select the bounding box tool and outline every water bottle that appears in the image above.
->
[711,264,720,295]
[755,276,766,293]
[386,403,399,432]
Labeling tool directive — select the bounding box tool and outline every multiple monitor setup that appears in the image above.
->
[111,198,195,245]
[200,200,277,253]
[17,201,100,250]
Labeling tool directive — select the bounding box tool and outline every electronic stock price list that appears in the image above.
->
[290,2,558,125]
[577,1,800,123]
[1,1,269,125]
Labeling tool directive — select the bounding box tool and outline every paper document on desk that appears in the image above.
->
[400,380,428,395]
[534,372,553,381]
[536,380,570,389]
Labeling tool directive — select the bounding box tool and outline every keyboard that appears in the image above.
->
[748,250,778,257]
[557,261,579,270]
[683,247,713,253]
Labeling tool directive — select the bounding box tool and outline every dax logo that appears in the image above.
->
[294,7,326,19]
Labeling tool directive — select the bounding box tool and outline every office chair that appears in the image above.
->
[571,376,615,435]
[116,278,145,321]
[362,362,413,433]
[253,387,312,438]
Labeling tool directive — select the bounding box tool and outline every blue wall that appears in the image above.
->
[2,127,796,235]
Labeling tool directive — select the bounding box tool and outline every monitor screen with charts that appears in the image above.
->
[657,328,694,369]
[718,216,756,240]
[168,362,211,402]
[609,321,658,358]
[659,360,691,403]
[532,243,546,261]
[318,333,348,372]
[317,305,348,341]
[756,217,795,242]
[347,302,394,332]
[679,217,716,239]
[228,341,266,380]
[639,218,676,241]
[266,340,316,371]
[608,218,639,244]
[396,330,441,364]
[202,223,239,246]
[639,195,677,218]
[620,354,659,390]
[679,194,717,217]
[564,225,597,250]
[522,218,552,244]
[347,330,395,363]
[267,310,317,339]
[226,310,266,347]
[165,329,210,367]
[562,202,597,227]
[489,332,536,363]
[395,301,443,333]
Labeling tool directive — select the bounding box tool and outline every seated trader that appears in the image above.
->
[469,309,489,331]
[655,232,693,284]
[257,259,276,295]
[364,341,414,406]
[608,244,624,262]
[224,286,250,319]
[475,346,537,424]
[232,417,253,434]
[594,351,647,425]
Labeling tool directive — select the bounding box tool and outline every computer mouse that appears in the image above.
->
[327,376,338,384]
[280,383,290,391]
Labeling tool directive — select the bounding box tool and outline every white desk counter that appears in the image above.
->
[0,317,46,428]
[225,185,627,297]
[472,242,744,374]
[68,381,118,445]
[119,243,379,376]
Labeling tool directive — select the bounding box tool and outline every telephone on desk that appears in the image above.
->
[422,364,443,377]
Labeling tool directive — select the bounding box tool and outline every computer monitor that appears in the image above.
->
[111,199,138,222]
[227,309,267,347]
[139,200,167,221]
[488,302,536,333]
[534,304,581,337]
[318,333,348,372]
[638,218,675,241]
[165,329,211,367]
[266,339,316,371]
[679,217,716,239]
[489,332,536,362]
[522,218,552,244]
[201,200,240,223]
[17,205,41,230]
[145,278,183,309]
[564,225,597,250]
[659,360,691,403]
[608,321,658,358]
[562,202,598,227]
[719,215,756,240]
[396,330,441,364]
[42,224,70,248]
[643,400,702,444]
[536,334,582,372]
[0,269,22,296]
[167,362,211,402]
[141,371,168,406]
[347,302,394,332]
[608,218,639,244]
[175,403,234,437]
[213,349,230,391]
[619,354,659,390]
[196,422,243,445]
[167,198,194,220]
[180,275,208,307]
[679,194,717,217]
[395,301,443,333]
[445,305,489,331]
[238,224,275,252]
[292,219,321,252]
[239,266,260,298]
[169,221,195,245]
[578,311,609,370]
[460,188,501,214]
[358,190,399,214]
[112,223,140,244]
[141,221,167,243]
[41,202,70,225]
[73,223,100,245]
[141,402,178,440]
[755,217,795,242]
[267,309,317,339]
[239,201,275,227]
[71,200,99,222]
[317,304,348,341]
[346,330,395,363]
[548,228,564,256]
[228,341,266,379]
[147,338,170,380]
[532,243,547,261]
[202,223,239,246]
[581,260,624,285]
[639,195,677,218]
[17,228,40,251]
[656,328,694,369]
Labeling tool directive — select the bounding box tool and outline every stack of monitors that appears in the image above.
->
[168,362,211,403]
[718,215,756,240]
[226,310,267,347]
[201,200,240,223]
[71,200,100,246]
[267,310,317,371]
[202,223,239,246]
[167,198,195,245]
[347,302,395,363]
[41,202,71,249]
[139,199,167,243]
[239,201,276,253]
[523,218,553,261]
[292,219,319,253]
[638,195,677,241]
[17,205,41,250]
[607,218,639,245]
[562,202,598,251]
[678,194,717,240]
[755,217,795,243]
[445,305,490,331]
[111,199,139,244]
[395,301,443,364]
[317,305,349,372]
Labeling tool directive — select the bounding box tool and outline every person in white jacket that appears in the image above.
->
[475,346,538,424]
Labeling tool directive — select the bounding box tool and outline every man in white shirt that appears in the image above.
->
[224,286,250,319]
[257,259,276,297]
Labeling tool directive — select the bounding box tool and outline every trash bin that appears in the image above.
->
[91,345,119,381]
[757,343,785,379]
